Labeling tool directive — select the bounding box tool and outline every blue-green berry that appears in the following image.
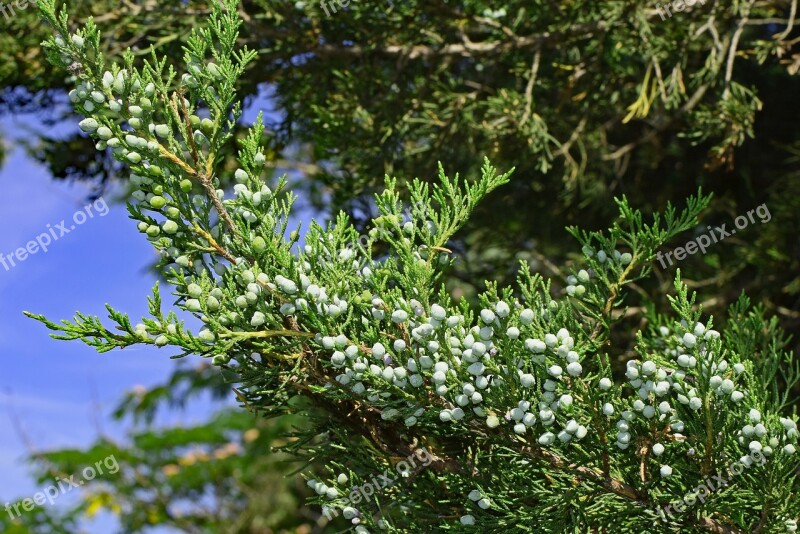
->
[79,118,99,132]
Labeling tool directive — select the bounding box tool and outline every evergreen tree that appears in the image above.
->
[2,0,798,329]
[21,2,800,531]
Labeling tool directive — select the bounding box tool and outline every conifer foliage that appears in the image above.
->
[28,1,799,531]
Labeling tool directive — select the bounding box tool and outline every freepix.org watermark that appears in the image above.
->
[0,197,109,273]
[657,203,770,270]
[655,0,707,21]
[5,454,120,520]
[316,447,433,522]
[0,0,36,21]
[319,0,358,17]
[656,449,766,521]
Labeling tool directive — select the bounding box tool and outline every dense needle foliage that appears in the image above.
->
[15,1,800,532]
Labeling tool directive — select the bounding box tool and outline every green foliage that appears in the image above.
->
[3,0,799,330]
[21,3,800,532]
[235,0,800,317]
[0,363,317,533]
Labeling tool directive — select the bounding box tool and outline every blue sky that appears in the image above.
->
[0,88,315,530]
[0,87,320,530]
[0,116,235,530]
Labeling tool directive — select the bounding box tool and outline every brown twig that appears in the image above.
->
[176,90,201,166]
[313,22,608,60]
[192,223,237,263]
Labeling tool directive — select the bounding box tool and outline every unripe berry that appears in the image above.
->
[162,220,179,234]
[250,312,266,326]
[186,283,203,298]
[682,333,697,348]
[566,362,582,377]
[252,236,267,253]
[331,352,346,367]
[198,329,215,342]
[95,129,114,145]
[206,62,222,78]
[495,301,510,318]
[79,118,99,132]
[391,310,408,323]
